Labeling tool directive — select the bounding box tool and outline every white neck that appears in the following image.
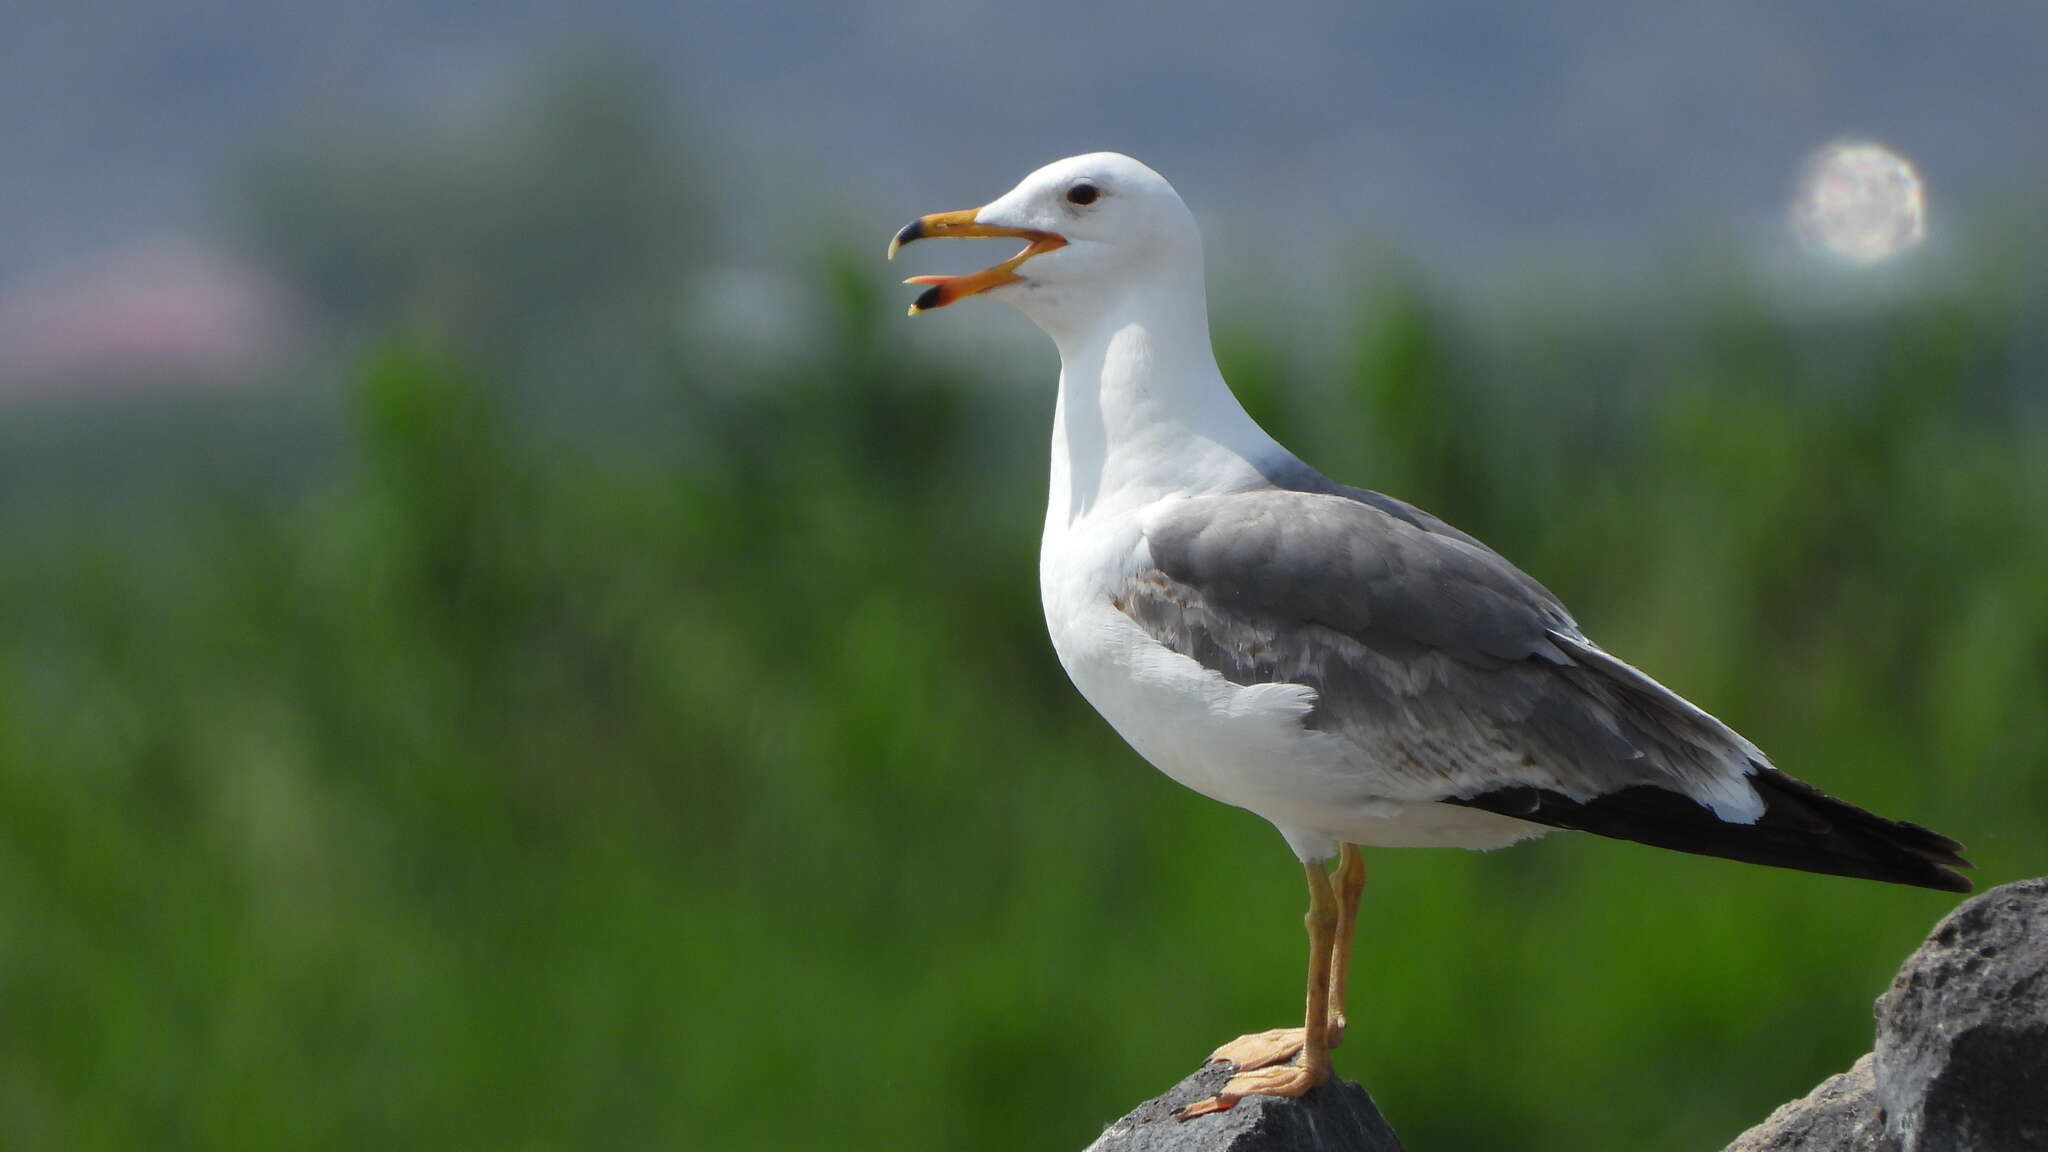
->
[1034,277,1285,535]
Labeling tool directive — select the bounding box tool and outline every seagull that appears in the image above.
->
[889,152,1971,1119]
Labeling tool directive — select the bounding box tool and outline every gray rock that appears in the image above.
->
[1720,878,2048,1152]
[1084,1061,1406,1152]
[1722,1054,1895,1152]
[1874,877,2048,1152]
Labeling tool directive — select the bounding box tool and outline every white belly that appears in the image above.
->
[1039,509,1544,862]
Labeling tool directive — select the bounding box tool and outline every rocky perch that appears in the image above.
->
[1082,1061,1404,1152]
[1727,877,2048,1152]
[1083,879,2045,1151]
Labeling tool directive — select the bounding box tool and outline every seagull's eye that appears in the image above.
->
[1066,183,1100,206]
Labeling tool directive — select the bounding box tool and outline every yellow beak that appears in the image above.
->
[887,208,1068,315]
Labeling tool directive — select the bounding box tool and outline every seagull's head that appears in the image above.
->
[889,152,1203,332]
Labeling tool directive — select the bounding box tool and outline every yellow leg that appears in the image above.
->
[1329,843,1366,1046]
[1201,844,1367,1070]
[1179,858,1339,1118]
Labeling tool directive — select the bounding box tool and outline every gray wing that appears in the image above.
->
[1124,488,1763,811]
[1120,486,1972,891]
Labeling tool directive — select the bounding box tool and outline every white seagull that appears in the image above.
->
[889,152,1970,1118]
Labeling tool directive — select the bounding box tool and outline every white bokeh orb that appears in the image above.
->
[1790,139,1927,265]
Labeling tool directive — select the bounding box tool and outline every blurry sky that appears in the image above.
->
[6,0,2046,300]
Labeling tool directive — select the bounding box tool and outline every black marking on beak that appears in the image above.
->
[891,219,926,254]
[913,284,945,312]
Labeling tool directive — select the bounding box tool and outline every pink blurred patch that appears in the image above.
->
[0,236,301,404]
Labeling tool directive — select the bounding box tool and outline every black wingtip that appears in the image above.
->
[1927,868,1976,895]
[1445,774,1974,894]
[1756,771,1975,893]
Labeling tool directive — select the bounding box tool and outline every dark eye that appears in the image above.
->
[1066,183,1100,206]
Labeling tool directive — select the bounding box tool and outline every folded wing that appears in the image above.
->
[1119,486,1970,891]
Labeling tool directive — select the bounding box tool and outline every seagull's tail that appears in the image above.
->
[1449,771,1973,893]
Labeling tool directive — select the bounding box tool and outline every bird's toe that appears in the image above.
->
[1205,1027,1307,1071]
[1175,1059,1331,1120]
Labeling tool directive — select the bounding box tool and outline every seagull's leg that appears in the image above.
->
[1179,860,1338,1118]
[1202,845,1365,1072]
[1327,843,1366,1046]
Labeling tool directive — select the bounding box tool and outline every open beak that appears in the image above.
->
[887,208,1067,315]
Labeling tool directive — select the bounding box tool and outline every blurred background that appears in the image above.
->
[2,2,2044,1149]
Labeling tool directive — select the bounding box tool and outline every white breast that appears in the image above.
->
[1038,501,1548,861]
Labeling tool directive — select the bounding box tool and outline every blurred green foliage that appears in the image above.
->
[0,73,2043,1149]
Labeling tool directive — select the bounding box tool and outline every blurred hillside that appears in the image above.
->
[0,52,2044,1152]
[7,2,2048,294]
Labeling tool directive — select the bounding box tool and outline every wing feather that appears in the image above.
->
[1122,487,1972,890]
[1130,489,1757,809]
